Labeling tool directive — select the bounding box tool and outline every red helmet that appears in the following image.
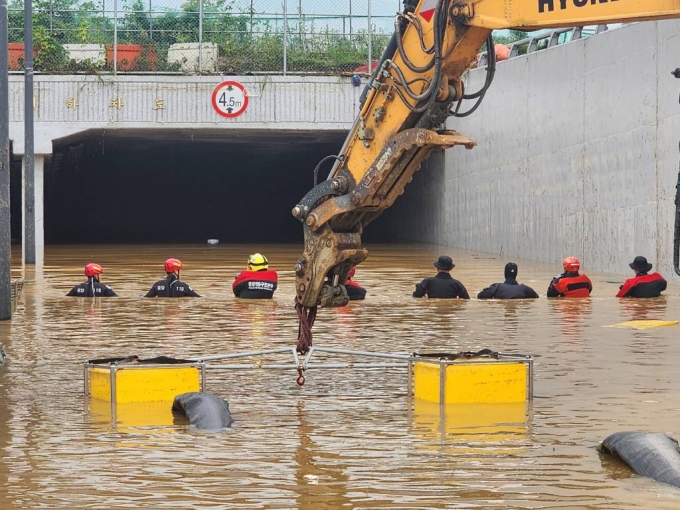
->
[84,263,103,277]
[164,258,183,273]
[563,256,580,272]
[348,267,356,279]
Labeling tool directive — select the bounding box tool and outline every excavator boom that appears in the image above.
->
[291,0,680,353]
[466,0,680,30]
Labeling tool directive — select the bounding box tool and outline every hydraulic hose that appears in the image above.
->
[390,0,447,113]
[311,154,342,186]
[451,34,496,118]
[359,4,415,109]
[359,32,396,108]
[394,14,435,73]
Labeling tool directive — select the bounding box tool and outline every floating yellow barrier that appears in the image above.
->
[408,352,532,455]
[85,360,206,403]
[604,320,679,330]
[410,352,533,405]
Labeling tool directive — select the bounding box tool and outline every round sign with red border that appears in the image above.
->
[211,80,249,118]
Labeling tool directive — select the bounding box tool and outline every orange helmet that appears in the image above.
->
[164,258,183,273]
[348,267,356,279]
[563,257,580,272]
[84,263,103,277]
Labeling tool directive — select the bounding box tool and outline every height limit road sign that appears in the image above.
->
[211,80,249,118]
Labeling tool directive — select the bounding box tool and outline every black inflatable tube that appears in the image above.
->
[599,431,680,488]
[172,392,234,431]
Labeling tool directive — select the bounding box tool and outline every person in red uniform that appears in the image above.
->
[413,255,470,299]
[547,257,592,298]
[67,263,117,297]
[344,267,367,301]
[145,258,200,297]
[616,256,667,298]
[233,253,278,299]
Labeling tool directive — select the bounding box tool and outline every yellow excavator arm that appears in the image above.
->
[291,0,680,352]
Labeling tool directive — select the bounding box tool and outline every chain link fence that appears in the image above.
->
[5,0,398,74]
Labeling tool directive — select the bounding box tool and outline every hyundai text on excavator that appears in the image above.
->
[291,0,680,354]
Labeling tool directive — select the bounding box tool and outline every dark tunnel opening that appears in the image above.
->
[10,129,436,247]
[45,129,350,244]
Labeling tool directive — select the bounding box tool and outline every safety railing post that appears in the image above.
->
[349,0,352,37]
[367,0,372,74]
[297,0,301,42]
[113,0,118,74]
[282,0,288,75]
[0,0,10,321]
[24,0,35,266]
[199,0,203,72]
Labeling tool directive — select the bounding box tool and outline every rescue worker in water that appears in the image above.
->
[67,263,117,297]
[547,257,593,298]
[413,255,470,299]
[233,253,278,299]
[477,262,539,299]
[616,256,667,298]
[344,267,367,301]
[145,258,200,297]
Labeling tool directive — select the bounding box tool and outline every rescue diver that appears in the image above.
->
[67,263,118,297]
[145,258,200,298]
[232,253,278,299]
[344,267,367,301]
[413,255,470,299]
[616,256,667,298]
[477,262,539,299]
[547,257,593,298]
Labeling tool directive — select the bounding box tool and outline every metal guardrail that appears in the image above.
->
[478,25,609,67]
[6,0,615,77]
[5,0,397,76]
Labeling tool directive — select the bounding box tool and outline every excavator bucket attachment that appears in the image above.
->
[293,128,476,309]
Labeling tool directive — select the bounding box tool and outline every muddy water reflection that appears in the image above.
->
[1,244,680,509]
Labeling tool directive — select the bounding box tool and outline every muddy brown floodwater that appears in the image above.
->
[1,243,679,509]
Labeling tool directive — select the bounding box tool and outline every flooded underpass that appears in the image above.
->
[37,129,349,243]
[1,243,679,509]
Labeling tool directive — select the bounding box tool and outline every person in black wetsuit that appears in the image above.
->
[67,263,117,297]
[413,255,470,299]
[145,258,200,298]
[344,267,367,301]
[232,253,278,299]
[477,262,539,299]
[616,256,667,298]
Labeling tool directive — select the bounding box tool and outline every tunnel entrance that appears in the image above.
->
[46,129,348,244]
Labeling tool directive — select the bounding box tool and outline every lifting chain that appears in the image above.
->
[296,364,306,387]
[295,298,317,355]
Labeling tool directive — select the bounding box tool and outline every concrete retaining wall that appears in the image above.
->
[389,20,680,278]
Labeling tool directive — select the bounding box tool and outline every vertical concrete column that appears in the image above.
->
[22,154,44,267]
[0,0,12,320]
